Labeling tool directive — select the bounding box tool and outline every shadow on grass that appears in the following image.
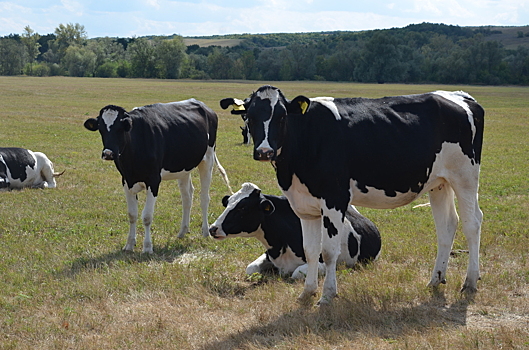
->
[54,240,194,279]
[195,288,471,350]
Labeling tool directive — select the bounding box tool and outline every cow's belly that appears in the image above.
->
[160,168,192,181]
[349,181,422,209]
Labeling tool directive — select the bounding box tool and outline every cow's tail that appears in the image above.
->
[214,154,233,194]
[53,170,65,177]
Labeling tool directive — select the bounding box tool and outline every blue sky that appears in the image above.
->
[1,0,528,38]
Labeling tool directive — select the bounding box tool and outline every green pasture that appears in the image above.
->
[0,77,528,349]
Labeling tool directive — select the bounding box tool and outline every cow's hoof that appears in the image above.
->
[297,290,316,305]
[122,244,135,252]
[177,226,189,238]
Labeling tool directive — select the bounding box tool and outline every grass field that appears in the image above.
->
[0,77,528,349]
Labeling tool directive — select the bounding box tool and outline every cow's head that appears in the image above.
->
[209,182,275,240]
[0,155,9,189]
[221,86,307,162]
[84,105,132,161]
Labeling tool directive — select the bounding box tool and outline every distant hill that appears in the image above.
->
[183,25,529,50]
[472,26,529,49]
[183,38,243,47]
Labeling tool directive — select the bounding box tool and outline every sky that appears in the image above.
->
[0,0,528,38]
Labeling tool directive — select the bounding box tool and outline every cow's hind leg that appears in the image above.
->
[452,179,483,293]
[197,147,215,237]
[428,182,458,288]
[298,217,323,303]
[141,187,157,254]
[123,185,139,252]
[319,207,342,304]
[177,173,194,238]
[35,152,57,188]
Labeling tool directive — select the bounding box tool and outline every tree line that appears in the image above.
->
[1,22,528,85]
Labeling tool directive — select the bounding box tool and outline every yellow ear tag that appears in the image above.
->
[232,104,245,111]
[299,100,308,114]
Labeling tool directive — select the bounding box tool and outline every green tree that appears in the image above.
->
[0,38,26,75]
[129,38,157,78]
[155,37,187,79]
[20,26,41,75]
[53,23,88,60]
[62,45,96,77]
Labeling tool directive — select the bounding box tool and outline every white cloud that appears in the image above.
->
[0,0,528,37]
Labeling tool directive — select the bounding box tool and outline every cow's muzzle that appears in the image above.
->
[0,178,9,189]
[254,149,274,161]
[209,226,226,240]
[102,149,114,161]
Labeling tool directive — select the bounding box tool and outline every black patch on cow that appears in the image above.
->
[323,216,338,238]
[0,148,35,182]
[345,209,382,263]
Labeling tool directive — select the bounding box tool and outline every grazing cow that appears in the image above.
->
[84,99,232,254]
[0,147,63,190]
[221,86,484,304]
[209,182,381,279]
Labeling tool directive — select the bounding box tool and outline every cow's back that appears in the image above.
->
[127,100,218,174]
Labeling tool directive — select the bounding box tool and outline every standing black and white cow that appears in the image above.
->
[221,86,484,304]
[209,182,381,278]
[0,147,63,190]
[84,99,232,254]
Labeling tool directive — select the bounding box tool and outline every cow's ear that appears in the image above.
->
[222,195,230,207]
[260,199,275,216]
[84,118,99,131]
[220,98,235,110]
[220,97,247,115]
[121,115,133,132]
[288,96,311,115]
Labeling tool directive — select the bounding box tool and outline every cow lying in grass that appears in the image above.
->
[209,182,381,278]
[0,147,63,190]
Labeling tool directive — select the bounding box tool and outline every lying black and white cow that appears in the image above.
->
[0,147,63,190]
[221,86,484,304]
[209,182,381,278]
[84,99,232,253]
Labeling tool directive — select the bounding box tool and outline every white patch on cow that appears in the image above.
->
[311,97,341,120]
[127,181,147,195]
[349,140,476,209]
[349,182,421,209]
[256,118,272,152]
[101,109,119,132]
[282,174,321,219]
[160,168,192,181]
[257,89,278,110]
[433,90,476,139]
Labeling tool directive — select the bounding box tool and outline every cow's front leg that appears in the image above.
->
[141,187,157,254]
[246,253,275,275]
[123,185,138,251]
[298,217,323,303]
[319,207,343,304]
